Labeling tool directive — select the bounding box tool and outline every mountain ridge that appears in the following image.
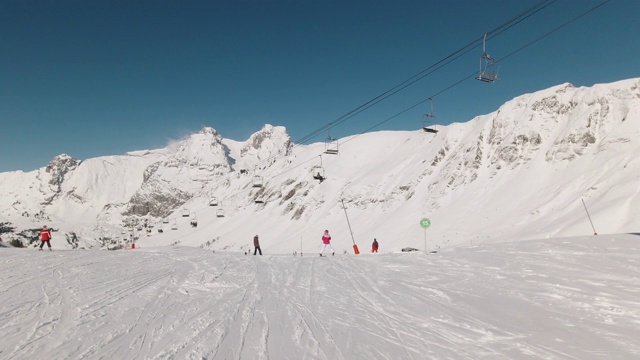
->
[1,78,639,252]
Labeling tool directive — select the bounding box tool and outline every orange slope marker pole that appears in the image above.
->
[341,199,360,254]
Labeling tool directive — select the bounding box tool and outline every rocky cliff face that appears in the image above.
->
[46,154,81,187]
[424,79,640,194]
[40,154,81,205]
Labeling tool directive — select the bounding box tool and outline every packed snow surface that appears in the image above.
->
[1,234,639,359]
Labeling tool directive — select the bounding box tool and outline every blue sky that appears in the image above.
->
[1,0,638,172]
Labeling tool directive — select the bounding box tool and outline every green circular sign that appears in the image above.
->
[420,218,431,229]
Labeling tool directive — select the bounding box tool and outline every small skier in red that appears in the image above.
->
[319,230,335,256]
[39,225,52,251]
[372,238,379,253]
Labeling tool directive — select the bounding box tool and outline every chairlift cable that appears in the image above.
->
[495,0,612,65]
[161,0,609,225]
[234,0,559,176]
[290,0,557,146]
[338,0,611,146]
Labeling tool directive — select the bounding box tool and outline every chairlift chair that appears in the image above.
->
[216,202,225,217]
[476,32,498,83]
[324,137,339,155]
[171,219,178,230]
[182,208,190,217]
[313,168,326,181]
[312,155,326,181]
[324,126,339,155]
[252,175,263,188]
[422,117,439,134]
[421,98,439,134]
[209,196,218,206]
[252,166,263,187]
[190,213,198,227]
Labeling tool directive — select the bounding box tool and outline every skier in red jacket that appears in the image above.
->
[319,230,335,256]
[372,238,379,253]
[39,225,52,251]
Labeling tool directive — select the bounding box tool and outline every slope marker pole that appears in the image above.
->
[341,199,360,254]
[581,199,598,235]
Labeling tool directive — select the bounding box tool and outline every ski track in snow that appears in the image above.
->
[1,234,640,360]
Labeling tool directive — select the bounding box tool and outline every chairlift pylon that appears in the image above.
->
[476,32,498,83]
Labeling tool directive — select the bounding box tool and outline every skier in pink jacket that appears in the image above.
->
[319,230,335,256]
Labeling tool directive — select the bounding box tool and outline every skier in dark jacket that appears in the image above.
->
[39,225,52,251]
[372,238,379,253]
[253,235,262,255]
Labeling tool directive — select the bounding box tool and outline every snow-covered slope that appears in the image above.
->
[1,79,639,252]
[1,234,639,359]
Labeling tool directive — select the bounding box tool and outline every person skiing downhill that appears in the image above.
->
[39,225,52,251]
[319,230,335,256]
[372,238,379,253]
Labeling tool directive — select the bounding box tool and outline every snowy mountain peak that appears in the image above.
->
[168,127,228,167]
[240,124,292,160]
[45,153,80,188]
[199,126,219,136]
[46,153,80,172]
